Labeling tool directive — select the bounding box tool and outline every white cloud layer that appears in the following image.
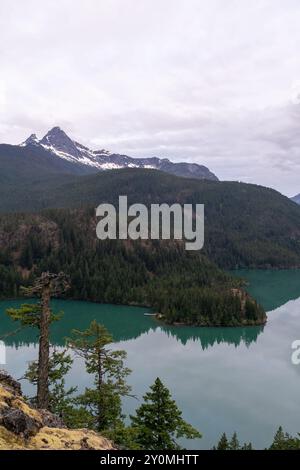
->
[0,0,300,195]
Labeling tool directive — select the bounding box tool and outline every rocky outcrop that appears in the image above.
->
[0,371,22,396]
[0,371,115,450]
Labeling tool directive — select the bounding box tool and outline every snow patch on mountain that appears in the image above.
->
[19,127,218,181]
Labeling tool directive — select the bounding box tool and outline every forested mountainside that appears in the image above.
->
[0,209,265,326]
[1,169,299,269]
[1,166,299,325]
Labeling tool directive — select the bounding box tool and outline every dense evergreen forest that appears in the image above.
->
[1,169,300,269]
[1,168,300,325]
[0,208,265,326]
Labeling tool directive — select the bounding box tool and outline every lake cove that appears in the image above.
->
[100,455,135,467]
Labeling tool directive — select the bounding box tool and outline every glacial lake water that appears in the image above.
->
[0,269,300,449]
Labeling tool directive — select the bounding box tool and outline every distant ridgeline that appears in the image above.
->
[0,169,300,326]
[1,169,300,268]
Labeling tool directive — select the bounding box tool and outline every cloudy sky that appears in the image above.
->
[0,0,300,196]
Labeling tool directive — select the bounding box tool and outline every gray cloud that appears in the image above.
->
[0,0,300,195]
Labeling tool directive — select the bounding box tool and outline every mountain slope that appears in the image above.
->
[0,211,266,326]
[45,169,300,269]
[0,142,98,185]
[18,126,218,180]
[0,168,300,268]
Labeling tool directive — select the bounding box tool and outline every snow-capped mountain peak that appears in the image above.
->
[21,127,112,169]
[40,126,82,159]
[20,127,218,180]
[20,133,39,147]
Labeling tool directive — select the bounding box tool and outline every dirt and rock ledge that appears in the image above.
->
[0,370,115,450]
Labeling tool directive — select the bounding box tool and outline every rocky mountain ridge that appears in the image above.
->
[19,126,218,180]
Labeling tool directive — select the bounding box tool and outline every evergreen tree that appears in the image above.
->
[269,426,300,450]
[104,424,142,450]
[216,432,229,450]
[270,426,285,450]
[67,320,131,432]
[269,426,285,450]
[6,272,69,409]
[214,432,252,450]
[241,442,253,450]
[130,377,201,450]
[229,432,240,450]
[25,349,77,423]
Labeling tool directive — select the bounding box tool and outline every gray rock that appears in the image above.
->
[39,409,66,429]
[0,408,41,438]
[0,370,22,396]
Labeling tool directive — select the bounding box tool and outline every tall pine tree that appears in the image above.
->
[130,377,201,450]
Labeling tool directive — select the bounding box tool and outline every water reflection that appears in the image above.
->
[0,299,263,349]
[159,324,264,348]
[1,269,300,450]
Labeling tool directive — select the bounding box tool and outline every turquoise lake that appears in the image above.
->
[1,269,300,449]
